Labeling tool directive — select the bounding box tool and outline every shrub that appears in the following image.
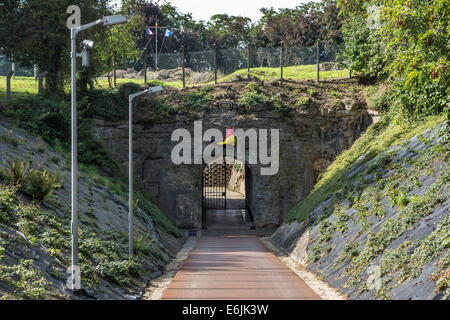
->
[0,259,48,299]
[95,258,141,286]
[133,233,155,256]
[0,130,21,147]
[245,82,262,93]
[183,88,212,109]
[0,160,30,186]
[25,169,63,202]
[238,92,268,108]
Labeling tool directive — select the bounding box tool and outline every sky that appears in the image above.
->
[113,0,315,23]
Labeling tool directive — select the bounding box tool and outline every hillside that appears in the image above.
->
[0,120,183,300]
[271,115,449,299]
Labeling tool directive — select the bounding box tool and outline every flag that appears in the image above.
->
[145,28,153,36]
[156,21,159,29]
[217,126,235,146]
[165,29,173,37]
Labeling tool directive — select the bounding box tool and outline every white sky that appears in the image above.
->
[113,0,316,23]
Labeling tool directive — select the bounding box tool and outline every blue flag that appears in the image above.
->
[145,28,153,36]
[165,29,173,37]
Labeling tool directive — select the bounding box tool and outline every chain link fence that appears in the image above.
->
[127,43,348,85]
[0,43,348,102]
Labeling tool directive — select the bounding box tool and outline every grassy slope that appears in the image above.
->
[287,113,448,223]
[0,123,181,299]
[219,65,349,82]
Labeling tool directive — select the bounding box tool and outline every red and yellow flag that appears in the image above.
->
[218,126,236,146]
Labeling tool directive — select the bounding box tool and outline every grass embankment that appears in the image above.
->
[0,86,181,239]
[219,64,349,82]
[287,113,447,223]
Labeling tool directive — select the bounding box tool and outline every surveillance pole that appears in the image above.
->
[69,14,128,291]
[70,28,79,291]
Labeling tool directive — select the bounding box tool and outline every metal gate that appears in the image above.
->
[202,161,228,210]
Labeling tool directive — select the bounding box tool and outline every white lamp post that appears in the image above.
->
[128,86,164,256]
[70,14,128,291]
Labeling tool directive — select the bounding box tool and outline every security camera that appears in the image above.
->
[80,40,94,67]
[81,40,94,50]
[81,49,90,67]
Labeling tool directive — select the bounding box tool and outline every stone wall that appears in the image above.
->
[94,101,373,229]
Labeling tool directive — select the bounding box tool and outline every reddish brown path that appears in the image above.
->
[161,236,321,300]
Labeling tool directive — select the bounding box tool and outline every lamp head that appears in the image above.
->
[149,86,164,94]
[103,14,128,26]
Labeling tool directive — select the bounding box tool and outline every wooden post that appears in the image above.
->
[11,62,15,80]
[113,57,117,88]
[280,43,284,81]
[34,65,38,80]
[213,44,217,84]
[144,48,148,84]
[316,40,320,82]
[181,45,185,89]
[37,71,48,95]
[6,71,14,102]
[247,44,251,79]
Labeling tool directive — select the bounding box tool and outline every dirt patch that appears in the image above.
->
[137,78,367,123]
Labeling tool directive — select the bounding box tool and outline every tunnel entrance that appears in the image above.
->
[202,158,254,229]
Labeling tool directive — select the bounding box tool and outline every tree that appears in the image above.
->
[94,12,144,88]
[0,0,111,95]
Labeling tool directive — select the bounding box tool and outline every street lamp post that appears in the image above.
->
[128,86,164,257]
[69,14,128,291]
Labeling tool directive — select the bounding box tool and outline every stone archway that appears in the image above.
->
[201,157,253,229]
[95,99,374,231]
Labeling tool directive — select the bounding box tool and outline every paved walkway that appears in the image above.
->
[161,236,321,300]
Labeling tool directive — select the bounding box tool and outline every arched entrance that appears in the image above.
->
[202,157,254,229]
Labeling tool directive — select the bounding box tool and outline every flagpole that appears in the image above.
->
[155,23,158,70]
[145,25,171,71]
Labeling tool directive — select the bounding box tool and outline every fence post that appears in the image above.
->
[144,48,148,84]
[11,62,15,80]
[37,71,48,95]
[316,40,320,82]
[34,65,38,80]
[213,44,217,84]
[280,42,284,81]
[247,44,251,79]
[6,71,14,102]
[113,57,117,88]
[181,45,185,89]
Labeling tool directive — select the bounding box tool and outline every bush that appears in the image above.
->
[238,91,268,108]
[25,169,63,202]
[0,130,21,147]
[133,233,155,256]
[0,160,30,186]
[245,82,262,93]
[95,258,141,286]
[183,87,213,109]
[0,259,48,299]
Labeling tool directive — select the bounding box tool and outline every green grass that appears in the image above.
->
[95,78,185,89]
[219,64,349,82]
[0,76,39,100]
[0,65,349,101]
[0,77,184,101]
[287,113,447,223]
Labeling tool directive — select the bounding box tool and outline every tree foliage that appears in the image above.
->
[338,0,449,120]
[0,0,112,94]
